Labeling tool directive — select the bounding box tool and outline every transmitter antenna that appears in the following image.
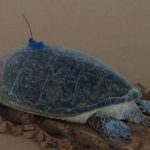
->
[22,14,33,40]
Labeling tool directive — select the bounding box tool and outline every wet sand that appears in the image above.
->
[0,0,150,149]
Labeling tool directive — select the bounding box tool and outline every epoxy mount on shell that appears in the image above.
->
[22,14,48,51]
[27,38,49,51]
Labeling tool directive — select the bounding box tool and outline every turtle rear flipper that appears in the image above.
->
[88,113,131,143]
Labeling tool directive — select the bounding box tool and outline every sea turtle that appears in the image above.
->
[0,16,150,144]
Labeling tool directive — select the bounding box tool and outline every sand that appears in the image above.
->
[0,0,150,149]
[0,134,41,150]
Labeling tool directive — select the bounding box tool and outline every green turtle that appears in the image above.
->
[0,15,150,143]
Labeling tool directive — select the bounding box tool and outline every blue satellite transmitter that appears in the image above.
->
[22,14,48,51]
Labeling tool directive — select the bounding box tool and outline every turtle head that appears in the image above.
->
[127,88,142,99]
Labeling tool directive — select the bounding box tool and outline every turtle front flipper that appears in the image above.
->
[87,113,131,143]
[136,99,150,116]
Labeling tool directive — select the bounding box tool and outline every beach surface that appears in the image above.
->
[0,0,150,149]
[0,134,41,150]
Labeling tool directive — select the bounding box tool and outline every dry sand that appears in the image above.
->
[0,0,150,149]
[0,134,41,150]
